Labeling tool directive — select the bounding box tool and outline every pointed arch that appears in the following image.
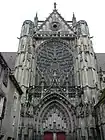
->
[34,92,77,134]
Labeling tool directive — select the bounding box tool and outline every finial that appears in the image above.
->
[35,12,38,19]
[54,2,57,10]
[34,12,38,28]
[72,12,76,20]
[72,12,76,26]
[73,12,75,18]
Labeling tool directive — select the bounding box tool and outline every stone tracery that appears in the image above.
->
[35,95,77,134]
[36,39,75,86]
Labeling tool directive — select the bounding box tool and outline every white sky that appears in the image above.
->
[0,0,105,52]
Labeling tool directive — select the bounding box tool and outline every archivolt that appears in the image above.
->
[40,102,70,129]
[34,93,77,133]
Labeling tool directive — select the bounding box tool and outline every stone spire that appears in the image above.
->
[72,12,76,26]
[34,12,38,28]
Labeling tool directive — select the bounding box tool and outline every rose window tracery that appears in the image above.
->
[36,40,74,86]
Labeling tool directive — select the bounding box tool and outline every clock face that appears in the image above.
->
[50,22,61,31]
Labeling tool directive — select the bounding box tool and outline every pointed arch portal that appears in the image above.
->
[34,92,77,135]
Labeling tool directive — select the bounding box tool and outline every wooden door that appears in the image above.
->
[57,132,66,140]
[44,132,53,140]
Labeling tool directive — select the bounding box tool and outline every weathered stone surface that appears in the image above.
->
[0,3,105,140]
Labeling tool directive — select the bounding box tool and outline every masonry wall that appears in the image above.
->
[95,98,105,140]
[0,55,22,140]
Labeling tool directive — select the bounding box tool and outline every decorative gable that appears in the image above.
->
[38,10,74,34]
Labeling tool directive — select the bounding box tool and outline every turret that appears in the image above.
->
[73,19,99,139]
[20,20,34,37]
[75,19,99,102]
[76,20,90,36]
[14,20,35,103]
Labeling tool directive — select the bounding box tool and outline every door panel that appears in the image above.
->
[57,132,66,140]
[44,132,53,140]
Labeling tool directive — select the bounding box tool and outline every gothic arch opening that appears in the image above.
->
[34,92,77,135]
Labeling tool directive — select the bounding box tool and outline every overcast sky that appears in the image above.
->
[0,0,105,52]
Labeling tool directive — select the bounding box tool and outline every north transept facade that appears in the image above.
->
[0,3,105,140]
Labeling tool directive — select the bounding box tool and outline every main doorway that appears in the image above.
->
[57,132,66,140]
[44,132,66,140]
[44,132,53,140]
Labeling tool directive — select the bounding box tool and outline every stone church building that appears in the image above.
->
[0,3,105,140]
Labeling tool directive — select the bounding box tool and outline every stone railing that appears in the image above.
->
[33,31,76,39]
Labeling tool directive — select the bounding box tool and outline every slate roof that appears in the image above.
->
[1,52,16,70]
[1,52,105,72]
[96,53,105,71]
[0,52,23,95]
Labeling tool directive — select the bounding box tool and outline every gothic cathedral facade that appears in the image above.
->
[14,3,105,140]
